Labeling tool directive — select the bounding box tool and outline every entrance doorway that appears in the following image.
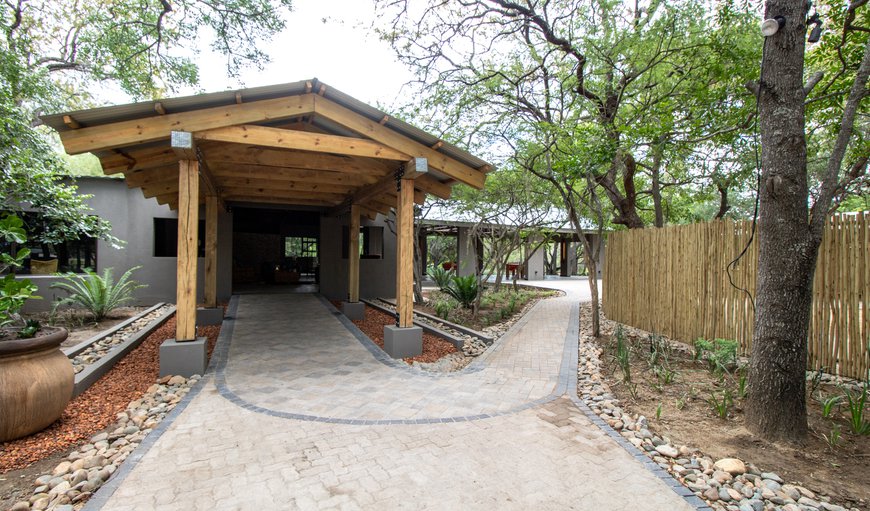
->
[231,207,320,291]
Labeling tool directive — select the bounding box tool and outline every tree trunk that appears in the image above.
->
[714,182,731,220]
[746,0,813,442]
[651,142,665,228]
[582,240,600,337]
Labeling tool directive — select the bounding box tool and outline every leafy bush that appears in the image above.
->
[429,265,453,291]
[0,213,39,330]
[433,299,453,320]
[52,266,146,321]
[443,275,479,308]
[694,338,738,374]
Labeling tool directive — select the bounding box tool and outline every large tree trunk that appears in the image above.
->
[582,239,600,337]
[746,0,813,442]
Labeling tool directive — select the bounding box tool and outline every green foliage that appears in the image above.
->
[433,299,453,320]
[737,372,749,399]
[707,389,734,419]
[822,425,843,450]
[51,267,146,321]
[842,383,870,435]
[430,265,453,291]
[655,402,663,420]
[612,325,632,383]
[821,395,842,419]
[0,213,39,328]
[18,319,40,339]
[442,275,479,309]
[694,338,738,374]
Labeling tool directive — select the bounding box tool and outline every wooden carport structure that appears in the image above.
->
[43,79,490,371]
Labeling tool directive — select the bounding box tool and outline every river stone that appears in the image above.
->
[761,472,783,483]
[168,375,186,385]
[655,444,679,458]
[714,458,747,475]
[726,488,742,501]
[713,470,733,484]
[11,502,31,511]
[798,497,822,508]
[762,479,782,492]
[70,469,88,486]
[83,456,106,469]
[90,433,108,443]
[48,480,70,496]
[718,487,732,501]
[781,485,801,501]
[796,487,817,499]
[820,503,847,511]
[704,487,720,501]
[31,497,49,511]
[51,461,72,477]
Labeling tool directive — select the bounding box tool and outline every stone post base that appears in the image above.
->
[196,307,224,326]
[383,325,423,359]
[341,301,365,321]
[159,337,207,377]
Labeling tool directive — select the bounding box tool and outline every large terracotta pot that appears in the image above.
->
[0,327,73,442]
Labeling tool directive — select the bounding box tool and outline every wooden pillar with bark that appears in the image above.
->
[175,159,199,342]
[204,194,219,308]
[383,158,427,358]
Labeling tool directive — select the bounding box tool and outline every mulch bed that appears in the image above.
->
[337,303,457,363]
[0,317,220,473]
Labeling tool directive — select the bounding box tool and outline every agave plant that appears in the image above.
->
[51,266,147,321]
[443,274,479,309]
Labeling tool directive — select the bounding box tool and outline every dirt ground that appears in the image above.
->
[22,306,149,348]
[587,304,870,510]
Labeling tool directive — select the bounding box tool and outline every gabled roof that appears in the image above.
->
[42,79,491,215]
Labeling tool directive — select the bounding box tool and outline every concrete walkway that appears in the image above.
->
[88,279,697,511]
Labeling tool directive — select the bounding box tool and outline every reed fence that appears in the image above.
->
[602,212,869,380]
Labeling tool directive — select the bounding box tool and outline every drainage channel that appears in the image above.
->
[63,304,176,397]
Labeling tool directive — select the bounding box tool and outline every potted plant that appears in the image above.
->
[0,213,73,442]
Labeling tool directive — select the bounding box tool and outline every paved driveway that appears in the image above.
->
[87,279,698,511]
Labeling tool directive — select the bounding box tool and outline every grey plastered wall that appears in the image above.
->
[456,227,477,277]
[20,177,233,312]
[318,212,398,300]
[525,238,546,280]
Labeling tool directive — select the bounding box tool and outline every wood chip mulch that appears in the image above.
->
[343,304,457,364]
[0,316,221,473]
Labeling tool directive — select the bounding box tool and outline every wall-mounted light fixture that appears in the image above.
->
[761,16,786,37]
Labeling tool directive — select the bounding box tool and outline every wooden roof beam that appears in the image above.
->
[314,96,486,189]
[209,164,380,186]
[59,93,316,154]
[101,146,177,174]
[194,125,408,161]
[201,145,393,175]
[171,131,223,207]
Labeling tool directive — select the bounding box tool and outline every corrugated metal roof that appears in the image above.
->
[41,78,491,173]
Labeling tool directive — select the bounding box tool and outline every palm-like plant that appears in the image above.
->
[443,275,479,309]
[51,266,146,321]
[429,265,453,291]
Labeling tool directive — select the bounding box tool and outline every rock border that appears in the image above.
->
[62,304,167,359]
[71,306,176,398]
[574,311,860,511]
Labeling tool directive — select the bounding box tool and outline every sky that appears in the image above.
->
[103,0,415,111]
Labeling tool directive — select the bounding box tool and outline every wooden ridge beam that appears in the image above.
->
[314,96,487,189]
[59,94,316,154]
[219,187,348,202]
[194,125,408,161]
[222,195,338,207]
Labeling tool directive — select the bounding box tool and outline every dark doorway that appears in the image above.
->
[232,207,320,289]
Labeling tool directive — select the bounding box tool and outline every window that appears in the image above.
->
[342,226,384,259]
[284,237,318,258]
[0,211,97,274]
[153,218,205,257]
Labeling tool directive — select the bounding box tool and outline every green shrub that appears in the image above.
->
[843,383,870,435]
[52,266,147,321]
[0,213,39,329]
[430,265,454,291]
[433,299,453,320]
[443,275,479,309]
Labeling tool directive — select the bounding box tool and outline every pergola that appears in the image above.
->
[43,79,490,369]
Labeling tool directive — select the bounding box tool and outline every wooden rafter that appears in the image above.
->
[194,125,408,161]
[209,164,381,186]
[59,94,316,154]
[314,96,486,189]
[201,144,393,174]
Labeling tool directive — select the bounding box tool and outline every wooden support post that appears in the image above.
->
[396,178,414,328]
[204,194,218,308]
[176,159,199,341]
[348,204,360,302]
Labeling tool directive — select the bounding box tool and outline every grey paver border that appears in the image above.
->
[565,319,713,511]
[212,293,578,424]
[81,300,230,511]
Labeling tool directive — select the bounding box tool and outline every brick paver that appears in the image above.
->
[89,279,696,511]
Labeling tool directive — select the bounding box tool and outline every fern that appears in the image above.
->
[429,265,453,291]
[51,266,146,321]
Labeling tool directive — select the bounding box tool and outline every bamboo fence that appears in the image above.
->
[602,212,869,380]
